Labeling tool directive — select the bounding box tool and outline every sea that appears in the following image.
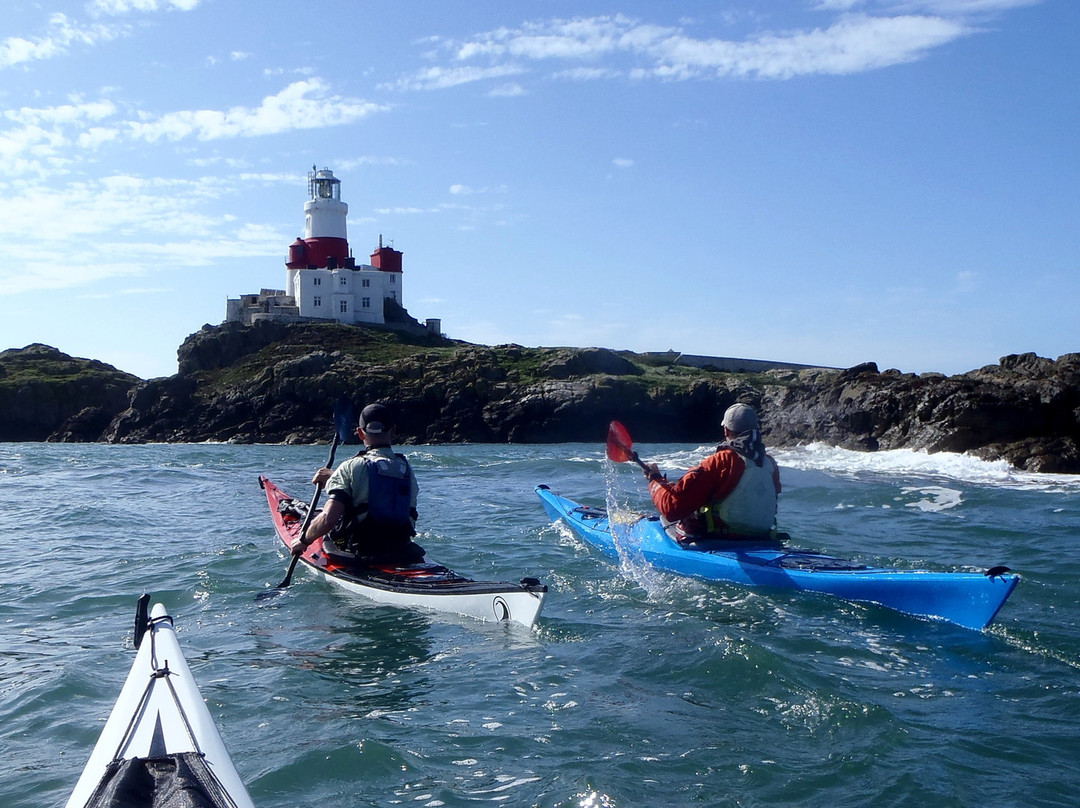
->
[2,440,1078,808]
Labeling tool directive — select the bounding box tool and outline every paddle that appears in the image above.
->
[606,420,651,473]
[258,398,355,598]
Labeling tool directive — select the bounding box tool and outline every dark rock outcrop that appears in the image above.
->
[0,344,141,442]
[177,320,294,375]
[764,353,1080,473]
[3,327,1078,473]
[102,329,760,446]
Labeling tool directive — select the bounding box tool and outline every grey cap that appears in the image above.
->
[722,403,759,434]
[359,402,394,435]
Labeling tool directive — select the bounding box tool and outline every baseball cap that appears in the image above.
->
[722,403,759,434]
[359,402,394,435]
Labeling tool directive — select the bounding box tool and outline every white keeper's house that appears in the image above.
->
[226,167,438,335]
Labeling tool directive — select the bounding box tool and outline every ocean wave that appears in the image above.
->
[774,443,1080,492]
[640,441,1080,493]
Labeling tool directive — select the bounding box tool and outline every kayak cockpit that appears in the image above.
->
[81,752,240,808]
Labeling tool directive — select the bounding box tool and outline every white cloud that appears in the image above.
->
[908,1,1040,11]
[449,184,507,196]
[383,64,527,92]
[88,0,203,14]
[0,174,283,295]
[235,171,297,183]
[336,155,415,169]
[78,127,121,149]
[814,0,865,9]
[451,15,633,64]
[646,15,970,79]
[0,13,124,69]
[1,79,382,177]
[553,67,623,81]
[1,0,207,71]
[612,158,634,168]
[5,99,117,126]
[488,82,526,97]
[77,287,172,299]
[126,79,384,141]
[414,11,981,86]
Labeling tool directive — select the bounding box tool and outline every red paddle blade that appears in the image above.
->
[606,420,635,462]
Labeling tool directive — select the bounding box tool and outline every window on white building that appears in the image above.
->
[362,297,371,308]
[340,300,348,313]
[313,277,322,286]
[362,278,370,288]
[313,296,322,307]
[390,275,397,284]
[340,276,347,286]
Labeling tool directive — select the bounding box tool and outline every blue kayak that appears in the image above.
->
[536,485,1018,630]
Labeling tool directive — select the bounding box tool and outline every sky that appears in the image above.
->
[1,0,1077,380]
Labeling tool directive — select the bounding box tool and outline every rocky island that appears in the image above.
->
[1,321,1078,473]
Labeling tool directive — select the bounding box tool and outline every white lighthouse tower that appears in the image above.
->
[287,167,350,272]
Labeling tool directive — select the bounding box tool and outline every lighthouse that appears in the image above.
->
[226,167,419,329]
[280,167,403,325]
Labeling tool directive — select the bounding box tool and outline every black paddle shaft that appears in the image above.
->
[260,398,355,597]
[271,433,341,591]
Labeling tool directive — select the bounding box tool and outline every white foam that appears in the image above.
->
[643,442,1080,493]
[901,485,963,512]
[773,443,1080,492]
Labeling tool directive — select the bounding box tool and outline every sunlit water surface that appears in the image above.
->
[2,442,1078,807]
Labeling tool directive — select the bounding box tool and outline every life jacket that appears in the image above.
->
[364,452,414,530]
[329,452,417,558]
[700,452,777,537]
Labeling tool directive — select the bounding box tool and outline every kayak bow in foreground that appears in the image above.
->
[536,485,1017,631]
[259,476,547,628]
[66,597,255,808]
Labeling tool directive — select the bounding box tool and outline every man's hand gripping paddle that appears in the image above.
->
[258,398,355,599]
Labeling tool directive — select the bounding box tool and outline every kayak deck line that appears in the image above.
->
[330,563,542,595]
[260,476,547,628]
[117,613,204,762]
[537,485,1018,631]
[66,599,255,808]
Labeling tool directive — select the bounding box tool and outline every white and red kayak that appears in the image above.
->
[259,476,547,628]
[66,597,255,808]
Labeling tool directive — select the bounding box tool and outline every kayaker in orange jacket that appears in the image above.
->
[642,403,781,540]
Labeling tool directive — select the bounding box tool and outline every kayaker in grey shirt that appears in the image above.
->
[291,401,423,564]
